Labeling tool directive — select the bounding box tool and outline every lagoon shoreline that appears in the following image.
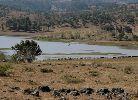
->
[0,31,138,49]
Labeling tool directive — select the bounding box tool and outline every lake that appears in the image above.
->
[0,36,138,60]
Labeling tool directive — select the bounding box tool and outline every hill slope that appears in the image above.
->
[0,0,137,12]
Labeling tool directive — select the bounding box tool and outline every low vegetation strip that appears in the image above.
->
[42,52,124,56]
[0,48,11,50]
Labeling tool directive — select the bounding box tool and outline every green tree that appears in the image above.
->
[24,17,32,31]
[12,40,42,63]
[31,21,40,32]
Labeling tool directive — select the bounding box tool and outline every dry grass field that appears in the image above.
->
[0,57,138,100]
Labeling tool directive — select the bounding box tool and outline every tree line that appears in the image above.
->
[1,3,138,40]
[6,17,40,32]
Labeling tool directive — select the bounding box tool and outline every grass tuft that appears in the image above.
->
[0,64,12,77]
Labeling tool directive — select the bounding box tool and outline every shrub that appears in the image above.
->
[92,62,103,68]
[61,75,84,84]
[117,33,125,41]
[0,64,12,76]
[10,54,19,63]
[24,67,34,72]
[40,68,53,73]
[0,53,6,61]
[133,35,138,41]
[12,40,42,63]
[80,63,86,66]
[89,70,100,77]
[124,66,133,74]
[102,24,115,32]
[124,26,132,33]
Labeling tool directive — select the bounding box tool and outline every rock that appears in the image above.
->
[0,97,7,100]
[10,86,21,91]
[24,88,33,95]
[8,90,14,92]
[66,89,71,94]
[2,60,5,62]
[70,90,80,96]
[52,90,61,97]
[8,86,21,94]
[39,86,51,92]
[37,64,41,67]
[75,65,79,67]
[59,96,67,100]
[97,88,110,95]
[111,88,125,95]
[59,88,71,95]
[79,88,94,95]
[24,88,39,97]
[59,88,67,93]
[88,97,93,100]
[30,88,39,97]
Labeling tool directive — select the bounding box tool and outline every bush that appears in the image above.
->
[24,67,34,72]
[124,66,133,74]
[61,75,84,84]
[124,26,132,33]
[0,64,12,76]
[117,33,125,41]
[0,53,6,61]
[40,68,53,73]
[102,24,115,32]
[133,35,138,41]
[89,70,100,77]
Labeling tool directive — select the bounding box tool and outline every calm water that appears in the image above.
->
[0,36,138,60]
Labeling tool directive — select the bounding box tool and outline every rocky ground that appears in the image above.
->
[0,57,138,100]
